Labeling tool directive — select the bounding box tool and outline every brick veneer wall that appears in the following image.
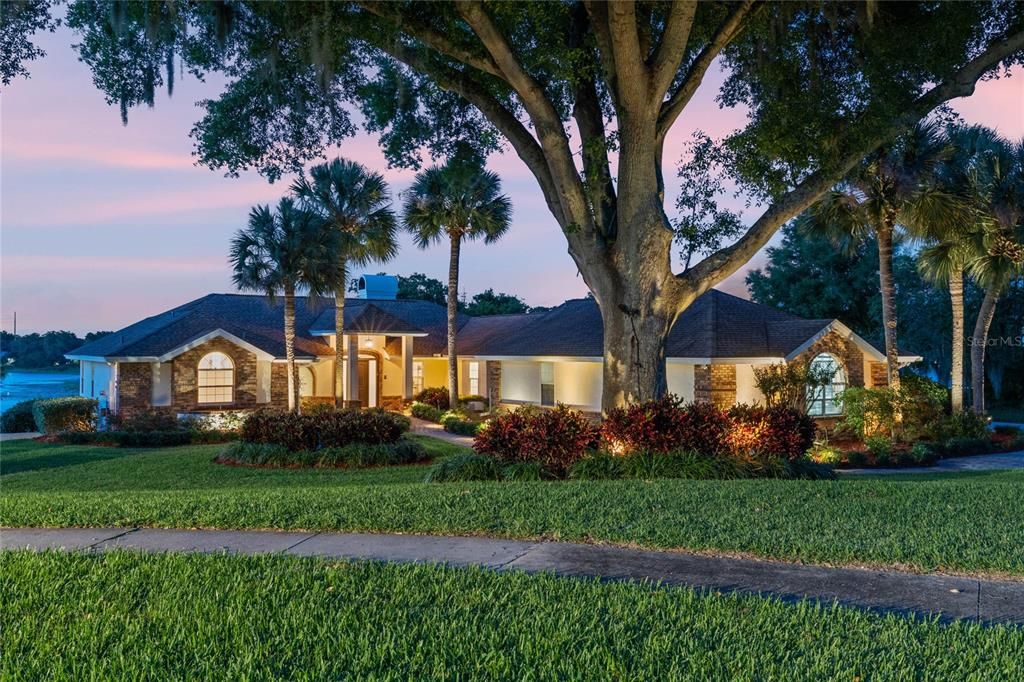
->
[792,330,866,389]
[170,338,260,412]
[869,361,889,387]
[117,362,153,418]
[694,364,737,408]
[486,361,502,408]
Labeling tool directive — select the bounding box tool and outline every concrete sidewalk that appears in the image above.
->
[408,417,474,447]
[3,527,1022,625]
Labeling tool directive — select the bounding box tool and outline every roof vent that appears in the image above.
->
[356,274,398,300]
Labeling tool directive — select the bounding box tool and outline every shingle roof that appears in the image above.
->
[68,289,871,363]
[470,290,836,359]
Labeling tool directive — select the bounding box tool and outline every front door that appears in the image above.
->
[357,360,370,407]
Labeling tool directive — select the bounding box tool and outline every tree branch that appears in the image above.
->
[648,1,698,102]
[656,0,759,140]
[361,33,567,228]
[605,0,649,110]
[583,0,623,113]
[678,27,1024,298]
[356,2,503,80]
[457,1,595,241]
[569,2,617,241]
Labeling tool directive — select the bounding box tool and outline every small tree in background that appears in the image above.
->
[753,361,834,414]
[230,199,344,413]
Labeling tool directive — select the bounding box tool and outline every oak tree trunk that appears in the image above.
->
[971,287,1000,414]
[876,219,901,393]
[447,234,461,406]
[949,266,965,413]
[284,285,301,414]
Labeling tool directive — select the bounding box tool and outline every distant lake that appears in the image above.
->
[0,369,79,413]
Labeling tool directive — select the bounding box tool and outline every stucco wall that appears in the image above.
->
[554,361,602,410]
[666,364,695,402]
[735,364,766,405]
[500,361,541,404]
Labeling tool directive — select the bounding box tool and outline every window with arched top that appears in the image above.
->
[806,353,846,417]
[197,352,234,404]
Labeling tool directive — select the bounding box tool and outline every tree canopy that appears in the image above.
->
[9,0,1023,407]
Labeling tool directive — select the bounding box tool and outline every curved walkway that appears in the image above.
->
[409,417,474,447]
[3,527,1022,625]
[841,450,1024,476]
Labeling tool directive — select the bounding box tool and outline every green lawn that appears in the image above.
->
[2,550,1021,680]
[2,439,1024,575]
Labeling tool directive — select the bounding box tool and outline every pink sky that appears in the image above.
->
[2,26,1021,334]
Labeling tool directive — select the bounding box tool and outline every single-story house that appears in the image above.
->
[66,274,918,420]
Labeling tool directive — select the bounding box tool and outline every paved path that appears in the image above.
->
[3,527,1022,625]
[0,432,40,442]
[841,450,1024,475]
[409,417,474,447]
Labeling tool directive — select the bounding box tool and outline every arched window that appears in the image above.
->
[299,366,314,397]
[807,353,846,416]
[197,352,234,404]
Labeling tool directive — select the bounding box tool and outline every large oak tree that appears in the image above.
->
[10,0,1023,409]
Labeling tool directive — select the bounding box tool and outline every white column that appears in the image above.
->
[345,334,359,405]
[402,336,414,400]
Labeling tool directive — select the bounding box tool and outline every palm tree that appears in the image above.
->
[798,121,962,393]
[954,130,1024,413]
[230,198,344,413]
[402,155,512,405]
[292,158,398,408]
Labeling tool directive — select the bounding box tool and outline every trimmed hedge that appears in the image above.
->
[240,408,409,451]
[32,397,97,434]
[219,437,427,469]
[1,400,37,433]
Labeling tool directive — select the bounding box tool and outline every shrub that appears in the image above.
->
[838,375,949,441]
[118,410,179,432]
[240,409,409,451]
[865,435,893,462]
[936,412,989,441]
[909,442,936,465]
[569,451,624,480]
[753,360,834,411]
[620,449,722,480]
[424,453,502,482]
[220,437,426,468]
[845,450,869,467]
[808,443,843,466]
[473,405,599,476]
[56,430,237,448]
[602,397,732,456]
[410,402,443,422]
[939,436,991,457]
[414,387,450,410]
[32,397,97,434]
[501,461,544,481]
[440,412,480,436]
[1,400,37,433]
[785,457,837,480]
[727,405,816,461]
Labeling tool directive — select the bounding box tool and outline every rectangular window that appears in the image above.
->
[540,362,555,406]
[198,368,233,404]
[412,361,424,396]
[468,362,480,395]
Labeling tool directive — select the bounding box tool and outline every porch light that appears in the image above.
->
[363,339,374,348]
